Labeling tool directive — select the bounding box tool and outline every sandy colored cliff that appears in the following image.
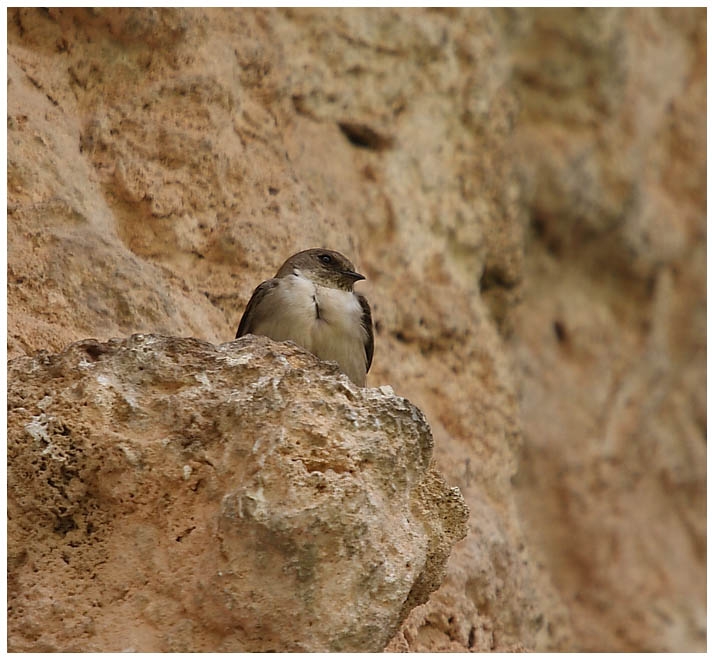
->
[7,8,705,652]
[8,334,467,651]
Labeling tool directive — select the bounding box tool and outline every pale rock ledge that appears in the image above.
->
[8,333,468,652]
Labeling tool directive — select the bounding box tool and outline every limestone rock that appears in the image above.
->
[7,334,468,652]
[7,7,705,652]
[505,8,706,651]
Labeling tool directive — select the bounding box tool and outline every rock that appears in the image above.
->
[7,334,468,652]
[505,8,707,651]
[7,7,705,652]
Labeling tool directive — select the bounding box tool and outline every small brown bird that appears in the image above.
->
[236,248,374,386]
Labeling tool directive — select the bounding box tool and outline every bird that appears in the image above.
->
[236,248,374,386]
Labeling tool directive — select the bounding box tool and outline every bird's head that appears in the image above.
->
[277,248,365,291]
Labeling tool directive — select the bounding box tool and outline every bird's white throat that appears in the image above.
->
[251,272,368,385]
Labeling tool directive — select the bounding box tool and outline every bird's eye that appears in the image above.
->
[319,254,332,264]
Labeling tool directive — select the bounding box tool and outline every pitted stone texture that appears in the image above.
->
[7,334,467,652]
[7,7,705,652]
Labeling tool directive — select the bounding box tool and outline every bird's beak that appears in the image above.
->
[343,269,366,282]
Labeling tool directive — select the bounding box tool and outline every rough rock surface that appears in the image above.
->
[8,334,468,652]
[506,8,706,652]
[7,7,705,652]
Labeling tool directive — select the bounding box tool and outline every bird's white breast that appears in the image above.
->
[251,273,368,385]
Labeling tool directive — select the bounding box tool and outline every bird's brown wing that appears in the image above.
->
[236,278,280,338]
[357,293,374,373]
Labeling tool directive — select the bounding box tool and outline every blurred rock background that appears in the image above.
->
[7,7,705,651]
